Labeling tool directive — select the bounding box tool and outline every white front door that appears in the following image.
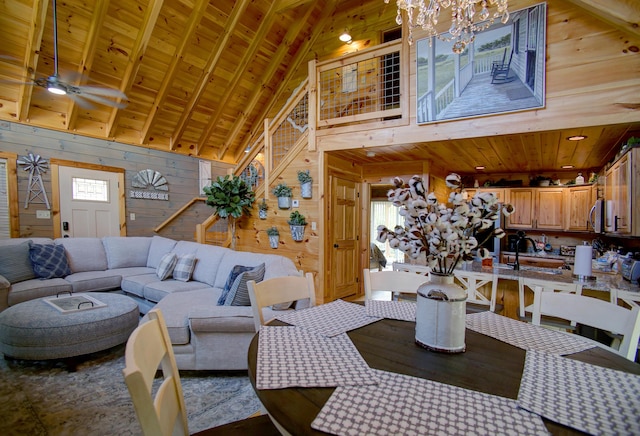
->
[58,166,121,237]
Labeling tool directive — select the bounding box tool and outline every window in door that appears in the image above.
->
[72,177,109,202]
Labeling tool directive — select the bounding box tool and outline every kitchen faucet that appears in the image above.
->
[510,230,541,271]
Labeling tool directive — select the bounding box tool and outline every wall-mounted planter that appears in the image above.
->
[278,196,292,209]
[259,209,268,219]
[289,224,305,242]
[300,182,312,199]
[268,235,279,249]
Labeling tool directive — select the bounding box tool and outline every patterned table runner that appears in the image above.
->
[256,326,378,390]
[275,299,381,337]
[466,311,596,355]
[518,350,640,435]
[312,369,549,436]
[365,300,416,322]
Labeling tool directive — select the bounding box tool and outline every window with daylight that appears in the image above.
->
[72,177,109,202]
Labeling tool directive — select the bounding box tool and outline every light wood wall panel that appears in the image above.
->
[0,121,231,239]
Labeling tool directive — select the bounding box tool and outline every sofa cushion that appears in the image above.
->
[173,253,197,282]
[7,278,73,306]
[217,265,254,305]
[55,238,108,272]
[143,281,213,304]
[156,253,177,280]
[121,273,159,298]
[146,236,177,269]
[0,240,36,284]
[222,263,266,306]
[214,250,298,288]
[103,237,151,269]
[191,244,227,286]
[29,243,72,279]
[63,271,123,293]
[189,306,256,333]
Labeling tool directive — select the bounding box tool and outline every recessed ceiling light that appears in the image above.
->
[561,165,575,169]
[567,135,587,141]
[475,166,485,170]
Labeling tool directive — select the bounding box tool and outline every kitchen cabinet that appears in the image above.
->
[604,150,633,234]
[505,187,563,230]
[564,185,593,232]
[464,188,506,201]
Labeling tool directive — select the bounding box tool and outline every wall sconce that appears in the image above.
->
[339,29,352,44]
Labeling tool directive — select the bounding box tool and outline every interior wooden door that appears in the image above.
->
[329,176,360,300]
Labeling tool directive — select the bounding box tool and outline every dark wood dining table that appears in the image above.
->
[247,317,640,435]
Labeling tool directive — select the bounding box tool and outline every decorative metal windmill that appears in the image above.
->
[17,153,51,209]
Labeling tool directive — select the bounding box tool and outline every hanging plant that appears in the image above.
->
[203,174,256,250]
[272,183,293,209]
[266,226,279,249]
[258,199,268,219]
[288,211,307,242]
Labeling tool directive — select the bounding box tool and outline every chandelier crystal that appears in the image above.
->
[385,0,510,53]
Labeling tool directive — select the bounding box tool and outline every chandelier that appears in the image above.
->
[385,0,510,53]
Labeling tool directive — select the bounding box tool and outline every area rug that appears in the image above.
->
[0,344,262,435]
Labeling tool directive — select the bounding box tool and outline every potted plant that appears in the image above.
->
[297,170,313,199]
[258,199,268,220]
[288,211,307,242]
[203,174,256,250]
[272,183,293,209]
[266,226,280,249]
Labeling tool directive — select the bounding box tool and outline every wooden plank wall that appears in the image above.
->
[0,121,231,239]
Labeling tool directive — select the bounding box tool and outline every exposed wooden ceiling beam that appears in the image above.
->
[275,0,315,13]
[18,0,49,122]
[227,1,337,162]
[140,0,209,145]
[106,0,165,138]
[565,0,640,39]
[170,0,253,152]
[66,0,109,131]
[196,1,281,156]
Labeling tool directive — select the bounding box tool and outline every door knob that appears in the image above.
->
[333,244,339,248]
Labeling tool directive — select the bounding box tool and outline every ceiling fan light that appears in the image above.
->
[47,84,66,95]
[339,30,352,43]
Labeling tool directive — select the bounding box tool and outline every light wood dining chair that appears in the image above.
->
[123,308,279,436]
[123,308,190,436]
[363,268,429,301]
[453,269,499,312]
[532,292,640,361]
[247,272,315,332]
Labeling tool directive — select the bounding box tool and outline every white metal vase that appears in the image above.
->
[415,273,467,353]
[301,182,312,199]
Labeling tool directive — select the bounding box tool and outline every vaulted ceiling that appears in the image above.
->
[0,0,639,173]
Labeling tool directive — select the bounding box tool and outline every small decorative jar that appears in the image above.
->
[415,273,467,353]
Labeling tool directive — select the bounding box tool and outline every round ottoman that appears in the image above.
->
[0,292,139,360]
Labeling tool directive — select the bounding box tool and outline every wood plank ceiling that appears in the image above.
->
[0,0,639,173]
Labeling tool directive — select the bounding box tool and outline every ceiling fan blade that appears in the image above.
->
[74,91,128,109]
[75,85,128,99]
[66,92,96,109]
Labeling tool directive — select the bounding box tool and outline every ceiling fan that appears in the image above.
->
[26,0,128,109]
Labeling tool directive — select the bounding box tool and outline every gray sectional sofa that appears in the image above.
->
[0,236,301,370]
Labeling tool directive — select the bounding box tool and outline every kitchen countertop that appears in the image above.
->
[460,261,640,295]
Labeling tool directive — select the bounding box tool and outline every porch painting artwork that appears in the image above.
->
[416,2,546,124]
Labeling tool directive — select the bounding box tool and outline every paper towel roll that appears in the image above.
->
[574,245,593,278]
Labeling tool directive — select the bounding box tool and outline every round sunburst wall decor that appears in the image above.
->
[130,169,169,200]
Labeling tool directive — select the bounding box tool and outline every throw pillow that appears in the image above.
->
[29,243,72,279]
[217,265,254,306]
[224,263,266,307]
[156,253,178,280]
[173,253,197,282]
[0,240,36,284]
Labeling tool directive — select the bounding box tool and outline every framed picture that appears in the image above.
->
[416,2,546,124]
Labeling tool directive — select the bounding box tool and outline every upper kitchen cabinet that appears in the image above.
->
[505,188,564,230]
[564,185,593,232]
[605,148,640,236]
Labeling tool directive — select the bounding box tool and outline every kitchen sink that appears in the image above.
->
[494,264,565,275]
